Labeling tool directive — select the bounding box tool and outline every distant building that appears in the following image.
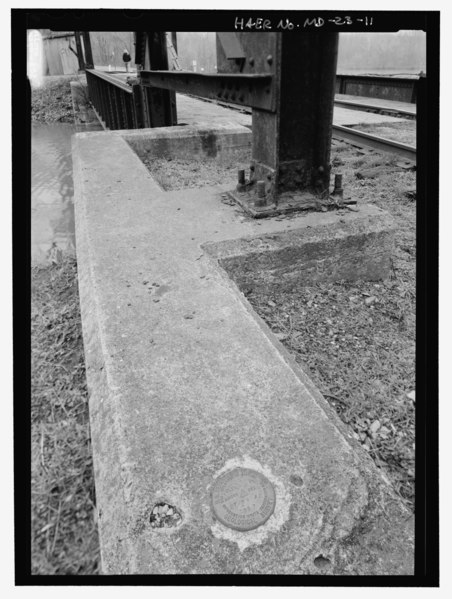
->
[337,31,426,76]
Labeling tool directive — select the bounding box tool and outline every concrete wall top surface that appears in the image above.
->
[73,125,413,575]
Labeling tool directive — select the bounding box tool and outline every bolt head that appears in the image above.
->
[249,58,255,66]
[266,55,273,65]
[256,180,266,197]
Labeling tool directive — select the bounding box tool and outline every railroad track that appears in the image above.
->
[331,124,416,162]
[333,98,415,119]
[194,94,415,120]
[187,94,416,162]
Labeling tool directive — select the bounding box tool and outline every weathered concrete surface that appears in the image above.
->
[73,129,413,575]
[205,206,395,293]
[116,122,251,161]
[70,81,98,125]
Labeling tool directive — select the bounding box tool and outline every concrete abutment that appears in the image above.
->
[73,123,413,575]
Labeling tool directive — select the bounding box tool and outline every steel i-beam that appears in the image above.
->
[82,32,94,69]
[74,32,86,72]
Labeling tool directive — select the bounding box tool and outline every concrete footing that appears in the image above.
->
[206,206,395,293]
[73,124,413,575]
[70,80,98,125]
[118,122,251,161]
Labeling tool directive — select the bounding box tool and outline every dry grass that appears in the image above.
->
[31,257,100,574]
[246,138,416,511]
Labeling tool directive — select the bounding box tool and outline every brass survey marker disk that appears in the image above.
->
[211,468,276,531]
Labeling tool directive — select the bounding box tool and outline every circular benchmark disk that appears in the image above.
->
[211,468,276,531]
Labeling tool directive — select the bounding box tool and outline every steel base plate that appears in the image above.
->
[226,189,356,219]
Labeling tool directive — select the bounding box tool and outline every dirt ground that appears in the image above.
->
[143,127,416,511]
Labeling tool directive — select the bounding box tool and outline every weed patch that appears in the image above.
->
[32,257,100,574]
[31,76,78,124]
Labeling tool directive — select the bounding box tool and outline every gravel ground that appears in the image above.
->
[142,126,416,511]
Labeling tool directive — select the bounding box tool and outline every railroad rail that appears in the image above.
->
[332,124,416,161]
[195,94,415,120]
[333,98,415,118]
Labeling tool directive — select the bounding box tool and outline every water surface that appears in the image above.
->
[31,121,102,264]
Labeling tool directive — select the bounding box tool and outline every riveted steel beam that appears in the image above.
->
[144,32,177,126]
[81,31,94,69]
[139,71,274,111]
[134,31,146,68]
[74,32,85,72]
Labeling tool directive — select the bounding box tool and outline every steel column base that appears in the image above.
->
[225,187,357,219]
